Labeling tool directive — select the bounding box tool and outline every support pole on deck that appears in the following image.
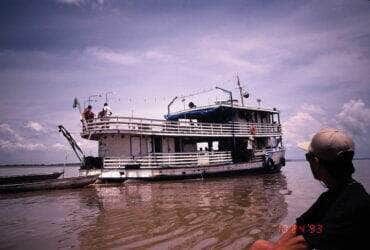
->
[236,75,244,107]
[167,96,178,116]
[215,86,236,158]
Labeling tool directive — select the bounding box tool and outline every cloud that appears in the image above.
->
[85,47,176,66]
[0,123,17,135]
[0,123,24,141]
[57,0,104,6]
[194,37,272,74]
[85,47,140,65]
[144,50,174,63]
[0,122,46,152]
[336,99,370,136]
[282,99,370,158]
[300,103,325,115]
[52,142,69,151]
[25,121,46,133]
[282,111,324,150]
[0,120,98,163]
[57,0,84,5]
[0,140,46,151]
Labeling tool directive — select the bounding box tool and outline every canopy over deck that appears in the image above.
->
[165,104,280,121]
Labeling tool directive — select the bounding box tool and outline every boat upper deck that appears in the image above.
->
[81,116,282,140]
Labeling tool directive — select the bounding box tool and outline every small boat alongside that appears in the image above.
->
[0,172,64,185]
[0,175,99,193]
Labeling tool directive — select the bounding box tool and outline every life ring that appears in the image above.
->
[264,157,275,171]
[250,125,257,135]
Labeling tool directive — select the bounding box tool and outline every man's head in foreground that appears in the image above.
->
[300,128,355,188]
[251,128,369,250]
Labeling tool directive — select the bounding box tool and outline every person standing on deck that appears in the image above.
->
[98,103,112,129]
[82,105,95,122]
[250,128,370,250]
[247,136,254,162]
[103,102,112,117]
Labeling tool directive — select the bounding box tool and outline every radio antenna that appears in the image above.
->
[236,75,244,106]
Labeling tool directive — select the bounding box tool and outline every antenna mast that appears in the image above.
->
[237,75,244,106]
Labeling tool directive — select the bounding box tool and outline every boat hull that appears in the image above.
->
[0,175,99,193]
[80,154,284,181]
[0,172,64,185]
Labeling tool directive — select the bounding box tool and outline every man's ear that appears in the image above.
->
[314,157,320,165]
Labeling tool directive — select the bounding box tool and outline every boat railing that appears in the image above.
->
[103,151,233,168]
[254,147,285,156]
[82,116,282,137]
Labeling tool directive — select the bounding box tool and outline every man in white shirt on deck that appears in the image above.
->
[103,103,112,116]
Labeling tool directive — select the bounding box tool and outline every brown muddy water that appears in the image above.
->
[0,160,369,250]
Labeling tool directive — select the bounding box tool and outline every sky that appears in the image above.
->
[0,0,370,164]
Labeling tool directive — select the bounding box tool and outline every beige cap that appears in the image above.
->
[298,128,355,162]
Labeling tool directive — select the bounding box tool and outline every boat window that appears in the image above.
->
[175,138,181,152]
[154,137,162,153]
[212,141,219,151]
[253,112,258,123]
[267,137,277,148]
[261,112,268,123]
[245,112,253,122]
[197,142,208,151]
[256,138,268,149]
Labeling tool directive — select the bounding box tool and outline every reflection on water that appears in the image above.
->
[0,172,289,250]
[0,188,100,249]
[79,173,288,249]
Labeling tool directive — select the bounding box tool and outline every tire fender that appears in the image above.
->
[265,157,275,171]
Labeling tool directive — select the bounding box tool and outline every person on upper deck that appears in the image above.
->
[103,102,112,116]
[250,128,370,250]
[98,103,112,118]
[82,105,95,122]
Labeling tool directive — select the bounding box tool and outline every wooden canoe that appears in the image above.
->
[0,175,99,193]
[0,172,64,185]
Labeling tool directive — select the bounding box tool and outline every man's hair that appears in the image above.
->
[104,103,108,106]
[320,150,355,181]
[87,105,92,109]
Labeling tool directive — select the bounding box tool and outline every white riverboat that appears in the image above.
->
[77,84,285,181]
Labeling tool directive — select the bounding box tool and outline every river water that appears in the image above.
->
[0,160,369,250]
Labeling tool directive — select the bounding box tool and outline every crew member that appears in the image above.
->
[82,105,94,122]
[103,102,112,117]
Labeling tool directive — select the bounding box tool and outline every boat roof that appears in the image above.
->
[165,103,279,120]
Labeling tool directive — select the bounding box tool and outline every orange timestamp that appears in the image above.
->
[278,224,324,234]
